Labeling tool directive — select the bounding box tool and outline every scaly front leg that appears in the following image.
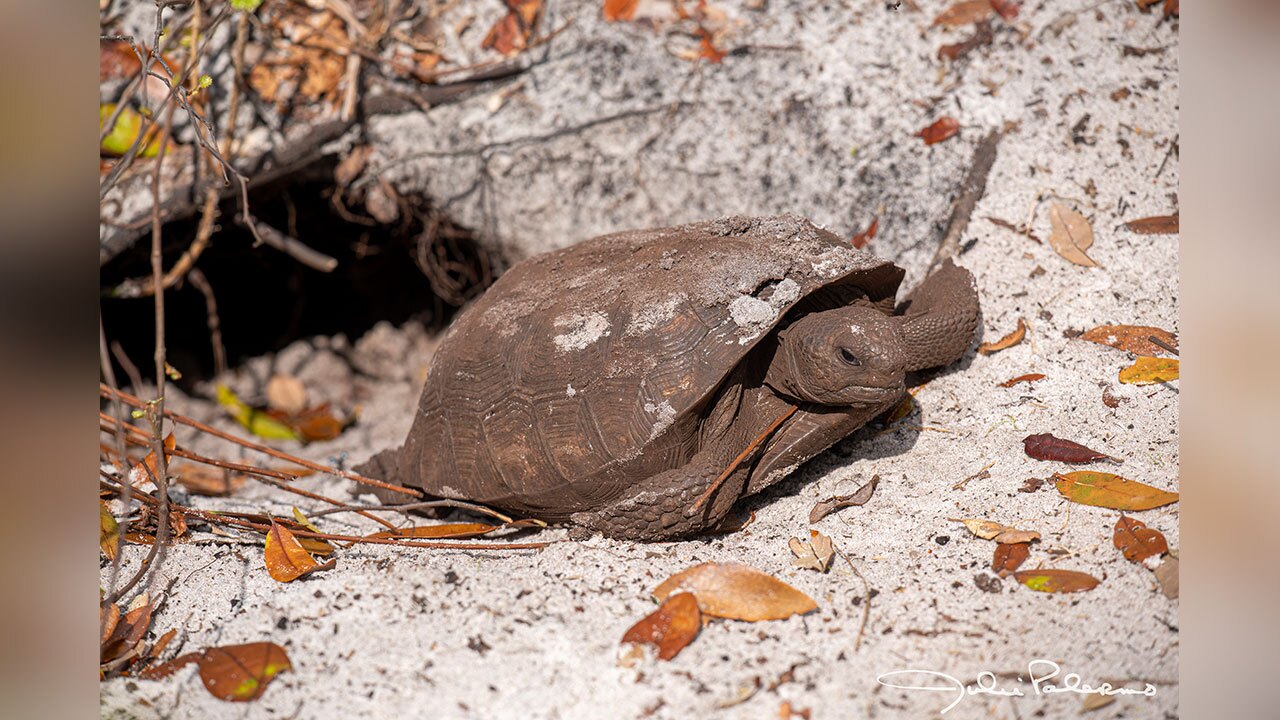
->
[569,453,747,541]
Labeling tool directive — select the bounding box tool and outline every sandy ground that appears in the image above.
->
[101,2,1179,718]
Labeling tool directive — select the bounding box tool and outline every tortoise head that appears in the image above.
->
[764,258,979,407]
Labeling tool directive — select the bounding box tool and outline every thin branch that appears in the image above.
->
[929,129,1003,272]
[100,384,421,497]
[101,414,399,531]
[186,268,227,375]
[243,213,339,271]
[101,475,550,551]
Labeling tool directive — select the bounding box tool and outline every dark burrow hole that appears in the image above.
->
[100,158,498,390]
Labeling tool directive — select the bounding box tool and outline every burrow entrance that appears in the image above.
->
[100,158,497,390]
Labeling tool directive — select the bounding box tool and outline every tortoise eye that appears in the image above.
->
[839,347,861,366]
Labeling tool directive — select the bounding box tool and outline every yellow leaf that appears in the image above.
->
[1054,471,1179,511]
[1118,356,1179,385]
[100,501,119,560]
[216,385,300,441]
[1013,568,1100,593]
[652,562,817,621]
[366,523,496,540]
[99,103,171,157]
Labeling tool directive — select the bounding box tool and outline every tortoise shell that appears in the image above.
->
[389,215,907,517]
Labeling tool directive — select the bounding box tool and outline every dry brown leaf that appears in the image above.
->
[1153,555,1178,599]
[1013,568,1101,593]
[1113,516,1168,563]
[366,523,496,540]
[998,372,1045,387]
[264,520,334,582]
[1122,213,1179,234]
[992,542,1030,575]
[916,116,961,145]
[994,528,1040,544]
[652,563,817,621]
[789,530,835,573]
[620,592,701,661]
[932,0,994,27]
[953,517,1004,540]
[952,518,1041,544]
[482,0,543,57]
[978,318,1027,354]
[809,475,879,523]
[265,375,307,416]
[850,217,878,249]
[144,642,292,702]
[1047,202,1100,267]
[603,0,641,22]
[1080,324,1179,356]
[129,433,176,487]
[173,463,246,496]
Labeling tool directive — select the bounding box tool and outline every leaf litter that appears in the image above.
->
[809,474,879,523]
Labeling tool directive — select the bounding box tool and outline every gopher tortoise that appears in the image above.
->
[360,215,979,540]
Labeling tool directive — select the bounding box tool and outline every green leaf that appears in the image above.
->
[216,385,300,441]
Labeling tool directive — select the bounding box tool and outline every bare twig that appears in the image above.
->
[186,268,227,375]
[101,475,549,551]
[689,404,798,514]
[243,213,339,271]
[929,129,1003,272]
[100,384,421,497]
[307,500,517,524]
[836,549,872,651]
[101,416,400,531]
[99,319,133,613]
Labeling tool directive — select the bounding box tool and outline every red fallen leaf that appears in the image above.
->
[1101,385,1126,408]
[978,318,1026,355]
[1163,0,1179,18]
[998,372,1045,388]
[1013,568,1100,593]
[143,642,292,702]
[916,116,960,145]
[1122,213,1179,234]
[938,20,993,61]
[603,0,640,22]
[989,0,1020,20]
[100,40,142,81]
[621,592,701,661]
[695,27,726,64]
[850,217,878,249]
[1023,433,1115,463]
[1113,516,1169,563]
[129,432,176,486]
[932,0,994,27]
[481,0,543,57]
[992,542,1030,575]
